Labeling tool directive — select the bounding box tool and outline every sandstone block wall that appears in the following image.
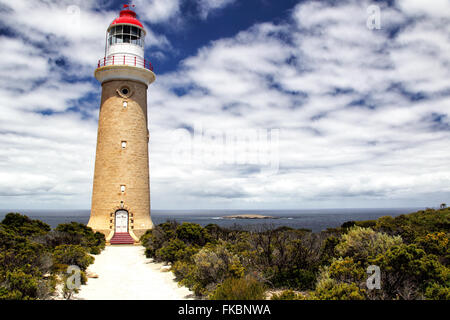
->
[88,79,153,239]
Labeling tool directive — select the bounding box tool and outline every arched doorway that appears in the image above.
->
[115,210,128,233]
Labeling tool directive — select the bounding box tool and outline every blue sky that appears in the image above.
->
[0,0,449,210]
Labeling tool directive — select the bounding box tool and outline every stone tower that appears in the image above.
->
[88,5,155,244]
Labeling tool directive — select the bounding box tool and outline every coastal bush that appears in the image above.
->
[327,257,366,284]
[209,276,266,300]
[172,242,246,296]
[172,261,195,282]
[341,221,356,229]
[1,213,50,237]
[258,231,325,290]
[355,220,377,228]
[141,222,180,258]
[204,224,228,241]
[0,214,101,300]
[310,268,366,300]
[311,280,366,300]
[141,209,450,300]
[0,287,23,300]
[54,222,105,253]
[142,222,215,263]
[52,244,94,271]
[0,224,52,274]
[269,268,316,290]
[425,282,450,300]
[342,220,377,229]
[155,239,187,263]
[336,226,403,262]
[270,289,307,300]
[374,208,450,242]
[176,222,211,246]
[0,224,54,300]
[415,232,449,259]
[319,235,340,265]
[193,243,244,289]
[370,244,448,299]
[158,220,179,238]
[4,269,38,299]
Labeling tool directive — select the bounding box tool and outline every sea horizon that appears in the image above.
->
[0,207,425,232]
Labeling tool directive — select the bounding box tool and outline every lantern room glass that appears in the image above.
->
[108,25,144,47]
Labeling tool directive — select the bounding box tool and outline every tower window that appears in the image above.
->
[118,86,132,98]
[120,185,126,193]
[108,25,144,48]
[121,141,127,149]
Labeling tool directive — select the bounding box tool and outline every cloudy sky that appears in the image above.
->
[0,0,449,210]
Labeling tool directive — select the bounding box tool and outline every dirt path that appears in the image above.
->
[75,246,193,300]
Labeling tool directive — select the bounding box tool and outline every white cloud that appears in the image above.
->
[133,0,236,23]
[145,0,450,209]
[0,0,449,210]
[134,0,181,23]
[397,0,450,18]
[198,0,236,19]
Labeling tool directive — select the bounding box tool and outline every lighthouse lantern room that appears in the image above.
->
[88,5,155,245]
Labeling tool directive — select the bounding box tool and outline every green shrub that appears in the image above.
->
[328,257,365,284]
[1,213,50,237]
[4,269,39,299]
[0,226,50,277]
[310,268,366,300]
[355,220,377,228]
[194,243,244,283]
[336,226,403,262]
[52,245,94,271]
[0,287,23,300]
[270,268,316,290]
[210,276,266,300]
[171,242,245,296]
[341,221,356,229]
[141,224,176,258]
[271,289,306,300]
[375,209,450,243]
[320,235,340,265]
[176,222,210,246]
[370,244,448,299]
[54,222,105,253]
[172,261,198,291]
[311,280,365,300]
[0,214,101,300]
[156,239,187,263]
[425,282,450,300]
[415,232,449,257]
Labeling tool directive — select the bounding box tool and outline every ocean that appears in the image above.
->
[0,208,423,232]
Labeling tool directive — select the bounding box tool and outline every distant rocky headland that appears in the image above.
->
[223,214,278,219]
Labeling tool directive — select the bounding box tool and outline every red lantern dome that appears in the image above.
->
[110,6,144,29]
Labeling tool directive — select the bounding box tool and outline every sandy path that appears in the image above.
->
[76,246,194,300]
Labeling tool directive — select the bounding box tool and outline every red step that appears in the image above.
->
[110,232,135,244]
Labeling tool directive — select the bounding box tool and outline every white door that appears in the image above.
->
[115,210,128,233]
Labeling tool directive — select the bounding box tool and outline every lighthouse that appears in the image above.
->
[88,5,155,245]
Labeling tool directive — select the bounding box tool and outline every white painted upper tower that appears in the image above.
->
[95,4,155,86]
